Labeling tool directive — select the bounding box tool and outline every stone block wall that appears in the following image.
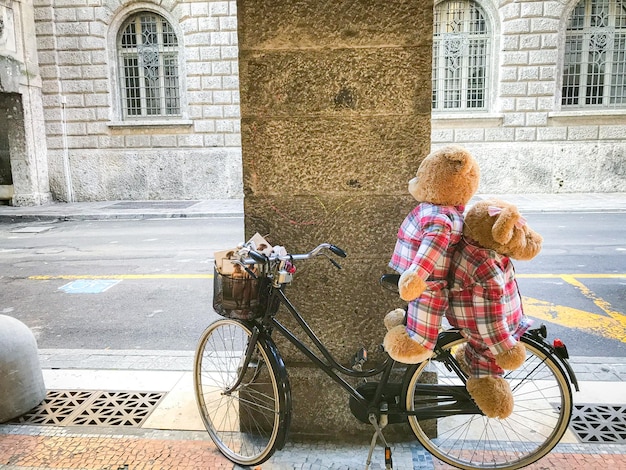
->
[238,0,432,438]
[1,0,52,206]
[33,0,243,201]
[432,0,626,194]
[25,0,626,202]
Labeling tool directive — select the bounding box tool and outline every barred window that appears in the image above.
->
[562,0,626,108]
[118,13,181,118]
[432,0,491,111]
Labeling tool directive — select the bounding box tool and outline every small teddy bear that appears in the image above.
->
[383,145,480,364]
[448,198,543,419]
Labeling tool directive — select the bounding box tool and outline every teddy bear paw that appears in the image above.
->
[398,271,427,302]
[383,325,433,364]
[495,342,526,371]
[383,308,406,331]
[454,344,471,377]
[466,376,514,419]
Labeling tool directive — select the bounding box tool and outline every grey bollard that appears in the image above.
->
[0,315,46,423]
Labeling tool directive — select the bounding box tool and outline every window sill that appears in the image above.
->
[107,119,193,129]
[548,109,626,125]
[432,112,503,128]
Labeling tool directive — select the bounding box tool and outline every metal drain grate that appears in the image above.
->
[570,404,626,443]
[11,390,165,427]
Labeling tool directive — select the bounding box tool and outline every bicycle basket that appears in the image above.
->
[213,266,270,320]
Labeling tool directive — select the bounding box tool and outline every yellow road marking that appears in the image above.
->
[29,274,213,280]
[26,273,626,343]
[523,296,626,343]
[560,274,626,332]
[518,273,626,342]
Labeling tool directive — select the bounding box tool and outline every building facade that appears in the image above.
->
[1,0,625,205]
[3,0,244,204]
[1,0,52,206]
[431,0,626,193]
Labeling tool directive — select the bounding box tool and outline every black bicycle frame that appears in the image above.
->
[267,288,393,405]
[232,276,580,425]
[253,286,482,420]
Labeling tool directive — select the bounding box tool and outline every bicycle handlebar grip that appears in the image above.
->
[329,244,347,258]
[248,250,268,264]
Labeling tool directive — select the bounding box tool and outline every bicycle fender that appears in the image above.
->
[522,333,580,392]
[431,328,580,393]
[258,330,293,450]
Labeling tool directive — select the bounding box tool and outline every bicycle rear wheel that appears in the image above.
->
[194,319,290,466]
[404,332,573,470]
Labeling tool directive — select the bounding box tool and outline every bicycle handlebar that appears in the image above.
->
[237,242,347,266]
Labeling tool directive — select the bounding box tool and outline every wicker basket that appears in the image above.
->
[213,267,269,320]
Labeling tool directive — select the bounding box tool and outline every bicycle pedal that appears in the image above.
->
[352,347,368,371]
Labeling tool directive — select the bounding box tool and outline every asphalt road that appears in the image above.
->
[1,212,624,356]
[0,217,243,350]
[515,211,625,358]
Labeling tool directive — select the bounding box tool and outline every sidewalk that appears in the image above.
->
[1,194,626,469]
[0,199,244,222]
[1,350,626,469]
[1,193,626,222]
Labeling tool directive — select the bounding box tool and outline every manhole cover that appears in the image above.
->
[107,201,198,210]
[11,390,165,427]
[570,404,626,443]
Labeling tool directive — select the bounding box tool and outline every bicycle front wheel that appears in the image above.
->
[405,332,573,470]
[193,319,290,466]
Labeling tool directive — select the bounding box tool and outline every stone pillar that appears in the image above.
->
[237,0,433,439]
[0,0,52,206]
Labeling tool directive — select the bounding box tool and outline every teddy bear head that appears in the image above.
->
[408,145,480,206]
[464,199,543,260]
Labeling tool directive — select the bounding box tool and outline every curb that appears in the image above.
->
[0,212,244,223]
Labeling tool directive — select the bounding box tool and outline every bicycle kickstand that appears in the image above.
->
[364,408,393,470]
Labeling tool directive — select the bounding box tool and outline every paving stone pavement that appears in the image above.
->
[1,348,626,470]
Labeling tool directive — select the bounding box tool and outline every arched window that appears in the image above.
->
[432,0,491,111]
[117,12,181,118]
[562,0,626,108]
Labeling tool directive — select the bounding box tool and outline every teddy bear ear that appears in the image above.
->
[443,146,476,176]
[490,205,521,245]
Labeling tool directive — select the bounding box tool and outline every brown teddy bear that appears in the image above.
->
[447,198,543,419]
[383,145,480,364]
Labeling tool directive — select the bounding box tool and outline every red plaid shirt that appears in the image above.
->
[389,203,465,279]
[448,237,528,364]
[389,203,465,349]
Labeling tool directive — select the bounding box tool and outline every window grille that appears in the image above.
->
[563,0,626,108]
[118,13,181,118]
[432,0,491,111]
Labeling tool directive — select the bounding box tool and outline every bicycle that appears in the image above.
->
[193,241,579,470]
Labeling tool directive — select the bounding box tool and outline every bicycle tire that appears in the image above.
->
[404,331,573,470]
[193,319,290,466]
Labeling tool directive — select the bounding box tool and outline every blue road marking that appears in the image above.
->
[58,279,121,294]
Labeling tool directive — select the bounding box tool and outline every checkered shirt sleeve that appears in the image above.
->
[449,239,523,355]
[389,203,464,281]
